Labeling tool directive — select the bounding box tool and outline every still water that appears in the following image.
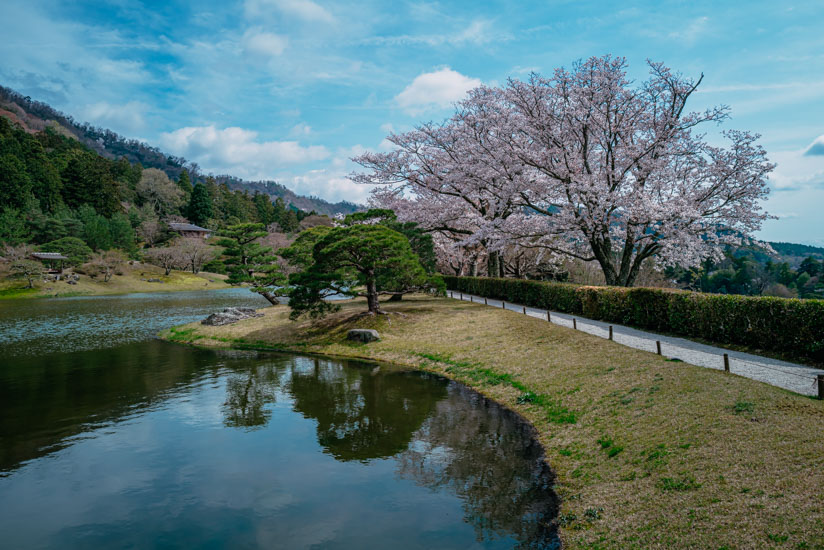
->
[0,290,559,549]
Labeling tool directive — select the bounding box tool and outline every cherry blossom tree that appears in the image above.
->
[353,86,532,277]
[353,56,774,287]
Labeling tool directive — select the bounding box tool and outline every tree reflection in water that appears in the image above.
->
[222,364,281,429]
[221,357,559,548]
[397,384,560,548]
[287,358,447,462]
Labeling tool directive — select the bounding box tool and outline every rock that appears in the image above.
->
[147,278,163,283]
[67,280,77,285]
[347,329,380,343]
[201,307,264,326]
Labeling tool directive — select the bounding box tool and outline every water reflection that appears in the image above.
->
[398,385,559,548]
[0,291,559,548]
[223,364,280,429]
[287,359,447,461]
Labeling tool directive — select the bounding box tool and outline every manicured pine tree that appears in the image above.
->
[286,224,443,319]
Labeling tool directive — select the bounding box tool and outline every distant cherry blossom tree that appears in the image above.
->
[353,56,774,286]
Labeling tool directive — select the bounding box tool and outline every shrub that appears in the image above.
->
[443,276,824,363]
[40,237,93,266]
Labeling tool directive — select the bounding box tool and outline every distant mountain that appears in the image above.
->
[769,242,824,267]
[0,85,360,216]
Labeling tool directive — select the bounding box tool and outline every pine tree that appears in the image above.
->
[177,168,193,196]
[187,183,213,226]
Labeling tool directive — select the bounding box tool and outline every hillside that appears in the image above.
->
[0,85,360,216]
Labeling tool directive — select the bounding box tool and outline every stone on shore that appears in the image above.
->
[202,307,263,326]
[347,329,380,343]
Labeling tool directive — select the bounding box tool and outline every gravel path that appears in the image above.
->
[448,290,824,397]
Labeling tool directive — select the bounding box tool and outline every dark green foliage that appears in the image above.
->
[176,168,193,196]
[286,224,443,318]
[186,183,213,226]
[40,237,93,266]
[343,209,437,273]
[202,259,227,275]
[217,223,271,284]
[444,276,824,363]
[0,208,30,245]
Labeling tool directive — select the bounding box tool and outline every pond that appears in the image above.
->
[0,290,559,549]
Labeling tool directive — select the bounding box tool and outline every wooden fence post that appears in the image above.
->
[609,326,613,340]
[460,292,463,300]
[723,353,730,373]
[546,311,551,322]
[484,297,488,305]
[818,374,823,400]
[656,341,662,355]
[573,318,577,330]
[502,301,506,309]
[523,306,526,314]
[470,296,473,302]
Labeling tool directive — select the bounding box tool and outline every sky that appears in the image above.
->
[1,0,823,244]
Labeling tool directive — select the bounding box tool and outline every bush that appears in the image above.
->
[443,276,824,364]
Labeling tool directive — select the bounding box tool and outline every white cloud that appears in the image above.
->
[359,19,505,47]
[159,125,329,180]
[242,28,288,57]
[668,16,709,45]
[244,0,334,23]
[804,135,824,156]
[289,123,312,136]
[395,68,481,115]
[768,147,824,191]
[77,101,149,134]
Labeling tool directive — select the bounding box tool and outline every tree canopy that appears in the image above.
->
[286,224,443,319]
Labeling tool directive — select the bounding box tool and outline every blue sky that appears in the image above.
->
[2,0,824,244]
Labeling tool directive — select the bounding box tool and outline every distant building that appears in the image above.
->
[168,222,212,239]
[30,252,69,273]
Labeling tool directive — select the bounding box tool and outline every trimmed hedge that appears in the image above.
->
[444,276,824,364]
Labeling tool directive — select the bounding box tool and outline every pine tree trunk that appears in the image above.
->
[258,290,280,305]
[366,280,380,313]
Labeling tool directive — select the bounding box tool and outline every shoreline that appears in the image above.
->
[0,266,231,300]
[160,295,824,549]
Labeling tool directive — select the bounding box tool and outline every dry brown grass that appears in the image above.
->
[163,295,824,549]
[1,263,229,299]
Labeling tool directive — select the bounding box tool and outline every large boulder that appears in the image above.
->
[347,329,380,343]
[201,307,263,326]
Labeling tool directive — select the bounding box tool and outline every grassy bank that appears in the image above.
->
[161,295,824,549]
[0,263,229,299]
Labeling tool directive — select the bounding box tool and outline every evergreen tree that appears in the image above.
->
[187,183,213,226]
[217,223,270,283]
[177,168,193,196]
[286,224,443,319]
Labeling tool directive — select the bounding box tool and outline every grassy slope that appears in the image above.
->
[0,263,229,299]
[162,295,824,549]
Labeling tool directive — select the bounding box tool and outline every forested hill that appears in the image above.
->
[0,85,359,216]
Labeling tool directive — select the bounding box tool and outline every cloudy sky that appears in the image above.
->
[2,0,823,243]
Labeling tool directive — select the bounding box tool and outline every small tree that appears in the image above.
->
[177,238,215,274]
[137,219,165,248]
[144,246,182,276]
[2,245,42,289]
[85,250,126,282]
[286,225,443,319]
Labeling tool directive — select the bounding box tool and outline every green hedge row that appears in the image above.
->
[443,276,824,364]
